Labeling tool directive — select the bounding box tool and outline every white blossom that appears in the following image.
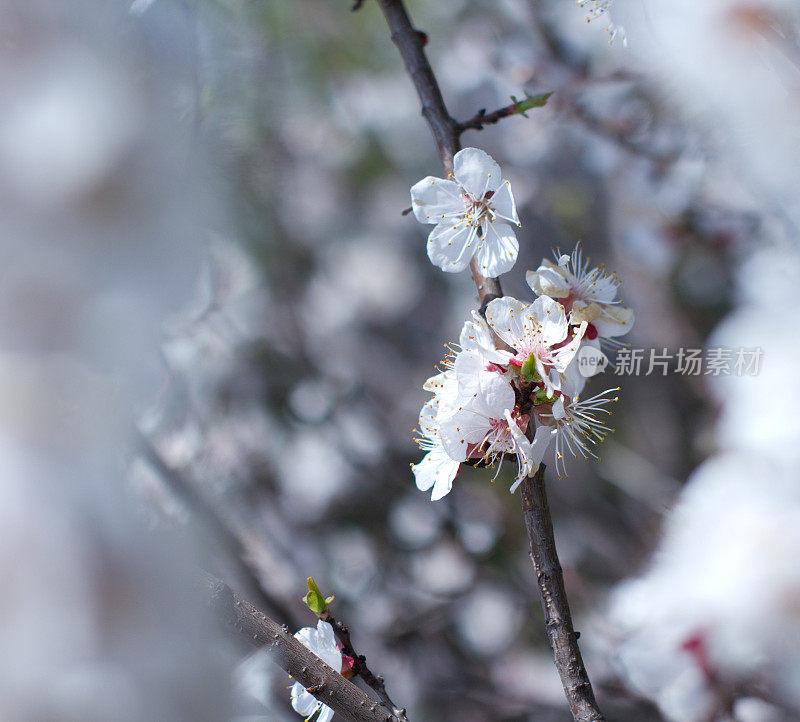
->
[410,147,520,278]
[485,294,587,398]
[459,310,514,367]
[438,373,550,493]
[536,389,617,479]
[290,620,342,722]
[424,312,512,415]
[609,454,800,721]
[525,245,634,346]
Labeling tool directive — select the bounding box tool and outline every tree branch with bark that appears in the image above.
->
[207,574,407,722]
[141,433,408,720]
[368,1,606,720]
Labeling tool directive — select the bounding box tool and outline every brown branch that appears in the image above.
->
[520,465,605,722]
[207,575,406,722]
[323,611,408,720]
[374,0,501,304]
[368,3,605,720]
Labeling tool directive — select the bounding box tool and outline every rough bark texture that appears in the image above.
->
[207,575,407,722]
[520,465,605,722]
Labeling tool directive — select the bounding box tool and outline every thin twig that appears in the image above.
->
[207,574,406,722]
[457,103,518,133]
[324,612,408,721]
[520,465,605,722]
[367,3,606,719]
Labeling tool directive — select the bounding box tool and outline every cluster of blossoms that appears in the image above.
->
[409,149,634,500]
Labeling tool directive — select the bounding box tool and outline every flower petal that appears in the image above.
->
[317,706,336,722]
[585,273,619,303]
[485,296,528,351]
[530,424,557,467]
[593,305,635,338]
[489,179,519,226]
[473,371,516,419]
[527,295,568,348]
[290,683,320,717]
[418,397,440,435]
[439,412,481,462]
[454,348,485,400]
[410,176,464,224]
[526,260,571,299]
[459,311,513,366]
[413,448,459,499]
[427,219,478,273]
[551,321,587,371]
[295,622,341,671]
[561,353,588,398]
[473,221,518,278]
[453,147,503,198]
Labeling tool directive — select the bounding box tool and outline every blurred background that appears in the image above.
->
[2,0,799,720]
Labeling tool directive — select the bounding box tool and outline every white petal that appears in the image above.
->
[473,372,516,419]
[290,683,320,717]
[585,273,618,303]
[317,706,336,722]
[423,370,459,415]
[454,349,484,400]
[413,447,459,499]
[526,261,571,299]
[459,312,493,354]
[561,355,588,398]
[418,397,440,435]
[438,412,480,462]
[505,411,532,493]
[593,305,635,338]
[535,355,555,398]
[485,296,528,351]
[473,221,518,278]
[551,322,587,371]
[527,295,568,348]
[489,179,519,226]
[315,620,340,667]
[453,147,503,198]
[570,300,603,325]
[460,311,513,366]
[530,424,557,468]
[294,626,315,649]
[410,176,464,224]
[427,219,478,273]
[295,622,341,671]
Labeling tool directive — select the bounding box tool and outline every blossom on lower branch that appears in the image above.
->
[289,620,342,722]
